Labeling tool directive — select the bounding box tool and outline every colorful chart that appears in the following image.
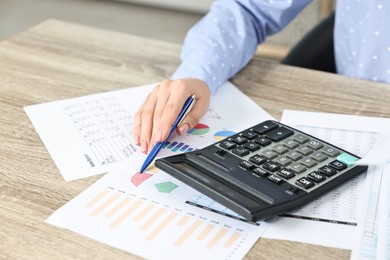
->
[131,172,153,187]
[155,181,179,193]
[162,141,195,153]
[187,123,210,136]
[213,130,236,141]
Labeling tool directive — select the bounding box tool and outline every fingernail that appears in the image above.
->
[134,134,140,145]
[156,130,163,143]
[178,124,189,135]
[141,140,148,154]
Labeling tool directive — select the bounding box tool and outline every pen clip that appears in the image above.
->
[177,95,195,127]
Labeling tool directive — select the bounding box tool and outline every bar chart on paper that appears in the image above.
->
[45,151,268,259]
[62,185,267,259]
[162,141,196,153]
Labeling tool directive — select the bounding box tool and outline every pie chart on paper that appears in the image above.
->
[187,123,210,135]
[213,130,236,141]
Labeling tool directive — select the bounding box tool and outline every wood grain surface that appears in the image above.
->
[1,19,389,259]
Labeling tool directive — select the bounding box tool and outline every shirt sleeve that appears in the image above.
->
[171,0,312,94]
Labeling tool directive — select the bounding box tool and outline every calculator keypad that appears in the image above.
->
[216,122,358,192]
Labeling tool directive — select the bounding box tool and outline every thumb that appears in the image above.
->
[176,102,207,135]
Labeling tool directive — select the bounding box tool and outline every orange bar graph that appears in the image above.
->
[90,193,120,216]
[206,228,228,249]
[146,211,178,241]
[86,189,110,207]
[134,204,155,222]
[177,215,190,226]
[141,208,167,231]
[105,196,131,218]
[224,232,240,248]
[197,223,215,241]
[174,219,202,247]
[109,200,143,229]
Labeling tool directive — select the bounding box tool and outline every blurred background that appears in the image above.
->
[0,0,335,60]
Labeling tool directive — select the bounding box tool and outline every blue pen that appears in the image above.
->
[139,95,196,173]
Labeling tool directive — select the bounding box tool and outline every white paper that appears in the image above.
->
[350,165,385,260]
[262,110,390,249]
[25,82,272,181]
[45,82,274,259]
[354,134,390,165]
[47,163,269,259]
[377,165,390,260]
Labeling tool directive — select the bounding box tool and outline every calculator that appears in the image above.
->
[155,120,368,221]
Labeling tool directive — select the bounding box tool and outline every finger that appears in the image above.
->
[134,103,144,146]
[158,89,191,142]
[177,96,210,135]
[151,83,171,143]
[139,94,158,153]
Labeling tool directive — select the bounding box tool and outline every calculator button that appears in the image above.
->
[272,145,289,155]
[336,153,359,166]
[293,134,310,144]
[243,142,261,152]
[231,136,247,145]
[232,147,250,157]
[321,146,341,157]
[306,140,324,150]
[215,149,227,157]
[262,162,281,172]
[266,127,294,142]
[285,186,301,195]
[249,154,267,165]
[219,140,236,150]
[277,168,295,179]
[283,139,299,149]
[241,130,258,140]
[318,165,337,177]
[328,160,348,171]
[307,171,326,183]
[262,149,278,160]
[253,167,268,177]
[296,177,315,189]
[286,151,303,161]
[267,174,284,184]
[240,160,255,170]
[300,157,318,168]
[254,137,272,146]
[287,163,307,174]
[311,152,328,162]
[296,146,313,156]
[252,121,279,134]
[274,156,292,166]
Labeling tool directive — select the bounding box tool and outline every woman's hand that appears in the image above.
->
[134,78,211,153]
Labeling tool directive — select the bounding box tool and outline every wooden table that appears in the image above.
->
[1,20,389,259]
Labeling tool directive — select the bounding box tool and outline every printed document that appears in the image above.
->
[263,110,390,249]
[25,82,271,181]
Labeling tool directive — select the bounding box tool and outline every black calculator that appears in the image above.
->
[155,120,368,221]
